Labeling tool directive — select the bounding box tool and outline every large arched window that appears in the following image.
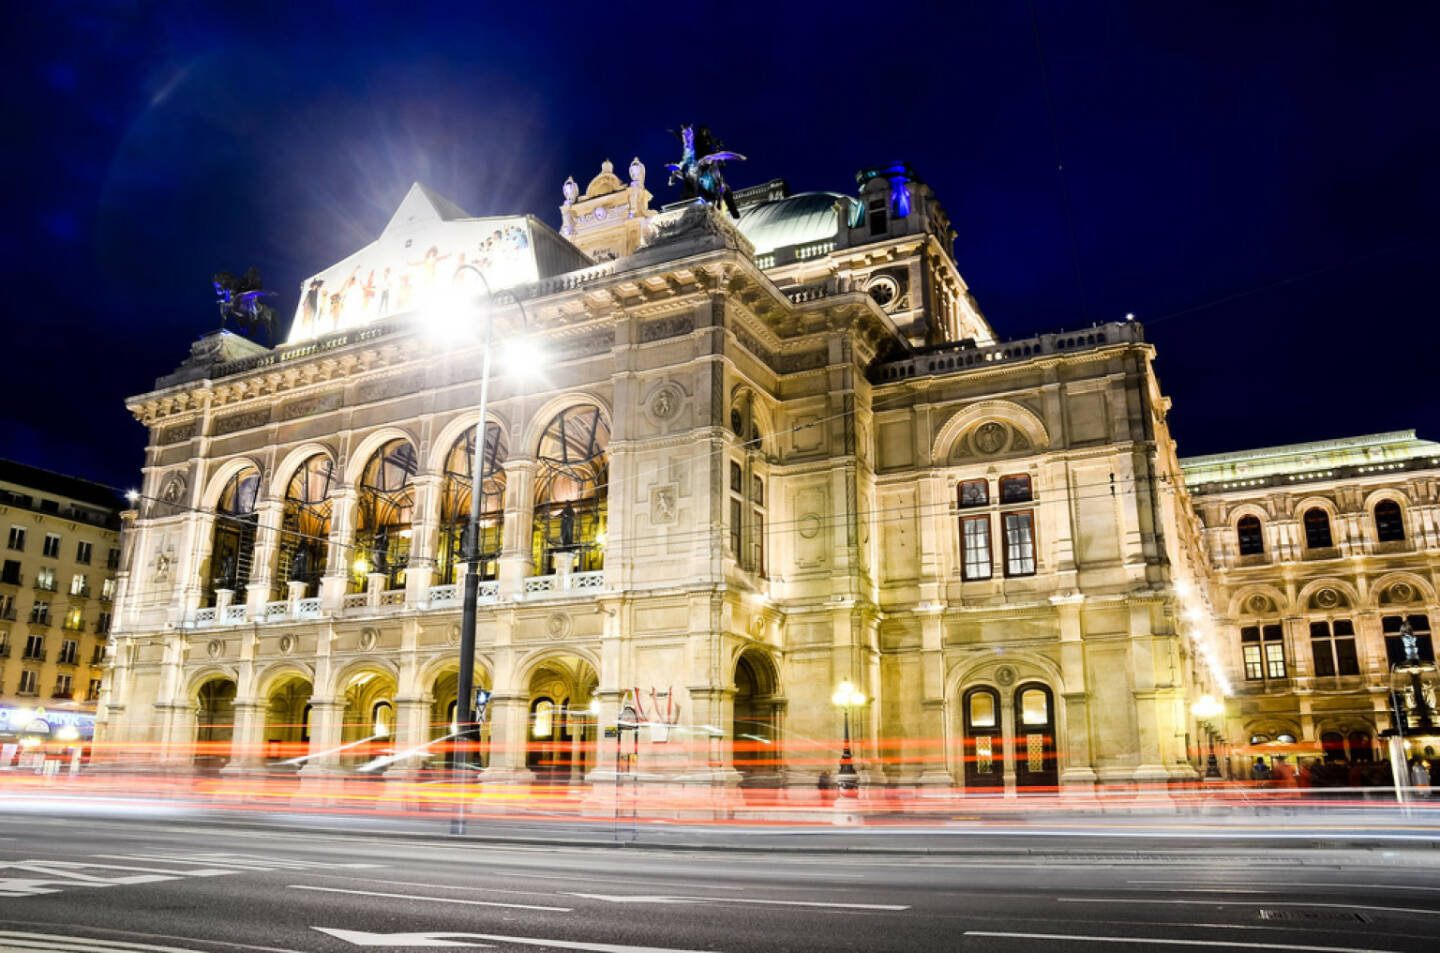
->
[352,439,417,592]
[206,465,260,606]
[439,427,507,584]
[1236,515,1264,556]
[1303,507,1334,549]
[532,406,609,575]
[276,455,335,598]
[1374,499,1405,543]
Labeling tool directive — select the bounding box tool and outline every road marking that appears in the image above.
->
[470,870,748,890]
[104,852,382,871]
[964,931,1400,952]
[316,875,575,898]
[567,892,908,910]
[290,884,571,911]
[313,927,722,951]
[1058,897,1440,916]
[0,930,216,952]
[1129,880,1440,893]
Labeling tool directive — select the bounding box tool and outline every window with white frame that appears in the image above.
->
[7,526,24,551]
[17,669,37,695]
[42,533,60,558]
[53,673,72,698]
[101,577,116,601]
[1241,624,1287,681]
[28,602,48,625]
[34,567,56,592]
[69,573,88,597]
[955,474,1037,579]
[75,540,92,564]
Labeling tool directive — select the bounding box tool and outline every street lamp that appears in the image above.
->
[442,265,532,794]
[1191,693,1224,780]
[831,680,866,795]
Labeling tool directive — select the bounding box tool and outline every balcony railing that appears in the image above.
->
[22,649,46,662]
[0,608,15,622]
[51,690,73,700]
[33,580,57,593]
[0,644,9,658]
[0,572,22,586]
[57,653,79,666]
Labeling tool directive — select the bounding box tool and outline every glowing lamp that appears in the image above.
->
[831,681,865,708]
[1191,694,1223,720]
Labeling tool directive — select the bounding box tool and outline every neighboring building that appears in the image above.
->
[100,155,1231,794]
[0,459,125,757]
[1181,431,1440,779]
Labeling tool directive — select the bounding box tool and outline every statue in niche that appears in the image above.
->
[1400,620,1421,665]
[288,545,310,583]
[212,267,278,345]
[372,526,390,576]
[666,125,746,218]
[559,502,576,549]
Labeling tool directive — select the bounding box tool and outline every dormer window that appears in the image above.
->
[868,198,887,236]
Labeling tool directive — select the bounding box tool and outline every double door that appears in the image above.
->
[961,683,1058,791]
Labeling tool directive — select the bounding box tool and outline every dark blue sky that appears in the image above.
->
[5,2,1437,489]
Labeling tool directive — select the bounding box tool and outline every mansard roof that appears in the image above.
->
[1179,430,1440,487]
[736,191,856,255]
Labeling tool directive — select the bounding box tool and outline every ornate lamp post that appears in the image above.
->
[1191,694,1224,780]
[831,680,866,795]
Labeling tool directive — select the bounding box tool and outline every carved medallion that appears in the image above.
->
[995,665,1017,687]
[1390,582,1416,604]
[278,634,295,656]
[1314,587,1341,609]
[973,421,1008,455]
[546,612,572,641]
[798,514,822,539]
[650,385,680,420]
[1247,594,1272,615]
[446,625,460,647]
[358,627,379,651]
[206,639,223,659]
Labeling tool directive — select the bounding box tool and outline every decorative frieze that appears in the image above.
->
[212,408,272,435]
[280,390,343,421]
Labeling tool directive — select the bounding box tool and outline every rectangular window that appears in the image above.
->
[1263,624,1286,679]
[752,511,765,576]
[7,526,24,551]
[729,499,742,556]
[35,567,56,592]
[69,574,88,597]
[42,534,60,558]
[999,474,1033,504]
[91,644,105,665]
[1241,626,1264,680]
[23,633,44,660]
[18,669,37,695]
[1383,614,1435,665]
[101,577,116,601]
[751,475,763,506]
[86,678,102,701]
[0,593,13,620]
[1003,512,1036,576]
[961,516,992,580]
[59,639,78,664]
[28,602,49,625]
[958,479,988,508]
[868,198,888,235]
[729,461,743,494]
[2,559,21,585]
[53,673,72,698]
[1310,621,1336,677]
[75,540,92,564]
[63,607,84,632]
[1333,619,1359,675]
[96,612,111,635]
[106,548,120,570]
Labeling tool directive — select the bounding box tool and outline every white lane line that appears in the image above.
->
[964,931,1400,952]
[317,874,578,898]
[38,859,238,877]
[567,892,909,910]
[474,869,748,890]
[313,926,720,952]
[1129,880,1440,892]
[0,931,213,952]
[1058,898,1440,916]
[288,883,572,911]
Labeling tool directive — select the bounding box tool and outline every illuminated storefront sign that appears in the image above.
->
[0,706,95,740]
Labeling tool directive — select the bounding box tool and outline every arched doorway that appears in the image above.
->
[194,677,236,771]
[532,406,609,575]
[206,466,260,606]
[263,675,312,764]
[961,686,1003,790]
[352,439,417,593]
[276,455,335,598]
[732,649,782,784]
[339,669,398,769]
[1013,682,1058,790]
[524,655,598,783]
[439,428,507,584]
[429,667,492,769]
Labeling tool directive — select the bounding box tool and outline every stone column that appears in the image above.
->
[222,700,266,775]
[1053,595,1097,792]
[246,498,285,612]
[479,693,533,782]
[384,695,430,779]
[915,608,952,786]
[497,460,537,600]
[320,489,358,609]
[299,699,344,777]
[406,475,442,600]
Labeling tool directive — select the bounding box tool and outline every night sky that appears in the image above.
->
[6,2,1437,490]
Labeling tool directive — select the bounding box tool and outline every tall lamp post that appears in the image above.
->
[448,265,531,794]
[1191,694,1224,780]
[831,680,866,795]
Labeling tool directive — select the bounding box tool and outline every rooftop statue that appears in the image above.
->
[666,125,746,218]
[212,267,278,345]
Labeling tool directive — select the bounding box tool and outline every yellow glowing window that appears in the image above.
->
[1020,689,1048,726]
[975,736,994,774]
[532,699,554,739]
[969,692,996,728]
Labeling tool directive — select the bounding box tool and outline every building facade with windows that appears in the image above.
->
[1181,431,1440,779]
[0,460,124,755]
[99,157,1225,793]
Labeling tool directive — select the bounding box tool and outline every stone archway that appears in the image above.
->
[523,654,599,784]
[429,665,494,769]
[732,648,783,786]
[263,674,313,764]
[339,669,398,769]
[194,677,236,771]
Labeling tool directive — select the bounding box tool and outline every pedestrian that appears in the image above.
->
[1272,756,1295,787]
[817,770,836,803]
[1250,757,1271,783]
[1410,758,1431,797]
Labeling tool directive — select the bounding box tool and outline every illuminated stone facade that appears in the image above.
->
[1181,432,1440,777]
[0,460,123,754]
[101,161,1224,793]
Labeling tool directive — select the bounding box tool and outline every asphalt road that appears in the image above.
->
[1,813,1438,953]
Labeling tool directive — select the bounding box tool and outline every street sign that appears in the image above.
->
[617,704,638,730]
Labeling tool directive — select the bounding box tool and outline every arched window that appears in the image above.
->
[728,393,768,575]
[276,455,335,598]
[1303,508,1333,549]
[352,439,417,592]
[531,698,555,740]
[439,426,507,584]
[1374,499,1405,542]
[532,406,609,575]
[1236,515,1264,556]
[206,466,260,606]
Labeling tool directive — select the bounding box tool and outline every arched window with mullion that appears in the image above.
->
[1303,507,1334,550]
[1236,515,1264,556]
[276,455,335,599]
[1374,499,1405,542]
[532,405,609,575]
[205,466,260,606]
[439,427,507,584]
[352,439,418,592]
